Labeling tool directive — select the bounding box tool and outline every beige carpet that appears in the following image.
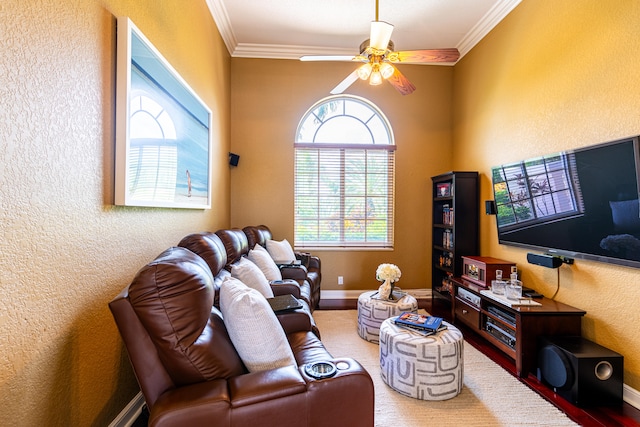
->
[313,310,579,427]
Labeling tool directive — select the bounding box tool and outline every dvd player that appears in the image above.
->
[457,287,481,307]
[487,305,516,326]
[485,318,516,349]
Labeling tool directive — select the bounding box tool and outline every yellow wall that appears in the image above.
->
[0,0,230,425]
[4,0,639,424]
[230,59,454,293]
[453,0,640,390]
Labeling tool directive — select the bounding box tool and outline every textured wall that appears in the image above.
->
[0,0,230,425]
[230,58,454,295]
[452,0,640,390]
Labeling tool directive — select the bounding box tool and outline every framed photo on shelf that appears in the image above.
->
[114,17,212,209]
[436,182,451,198]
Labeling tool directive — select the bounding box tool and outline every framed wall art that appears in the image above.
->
[114,17,212,209]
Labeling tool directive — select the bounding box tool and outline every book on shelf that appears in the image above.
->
[395,312,444,331]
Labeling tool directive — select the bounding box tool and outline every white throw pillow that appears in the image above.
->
[219,277,296,372]
[248,244,283,281]
[231,257,274,298]
[266,239,296,263]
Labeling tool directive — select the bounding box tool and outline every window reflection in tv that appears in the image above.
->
[491,136,640,268]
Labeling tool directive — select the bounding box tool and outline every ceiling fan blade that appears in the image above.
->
[330,70,360,94]
[391,48,460,64]
[387,67,416,96]
[300,55,357,62]
[369,21,394,50]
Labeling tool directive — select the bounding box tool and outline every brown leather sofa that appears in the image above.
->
[110,243,373,427]
[242,225,321,310]
[178,230,321,336]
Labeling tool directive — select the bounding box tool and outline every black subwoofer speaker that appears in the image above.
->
[537,336,623,407]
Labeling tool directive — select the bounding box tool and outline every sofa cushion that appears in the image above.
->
[248,243,283,282]
[216,229,249,265]
[243,225,272,248]
[128,247,245,386]
[266,239,296,263]
[220,277,297,372]
[231,256,274,298]
[177,232,227,276]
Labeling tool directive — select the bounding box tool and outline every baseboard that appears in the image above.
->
[320,288,432,300]
[624,384,640,410]
[109,391,145,427]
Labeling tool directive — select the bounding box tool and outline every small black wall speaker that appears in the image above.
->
[229,152,240,166]
[485,200,497,215]
[527,252,563,268]
[538,336,623,407]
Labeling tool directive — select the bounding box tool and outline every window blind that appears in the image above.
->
[294,143,395,248]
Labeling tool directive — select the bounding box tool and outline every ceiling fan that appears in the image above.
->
[300,0,460,95]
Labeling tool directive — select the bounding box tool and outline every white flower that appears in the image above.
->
[376,263,401,283]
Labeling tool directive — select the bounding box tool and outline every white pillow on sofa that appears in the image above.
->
[231,257,274,298]
[248,244,283,282]
[219,277,296,372]
[266,239,296,263]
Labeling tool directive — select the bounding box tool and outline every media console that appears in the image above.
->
[451,277,586,378]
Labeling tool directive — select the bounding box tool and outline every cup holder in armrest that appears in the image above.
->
[304,361,337,379]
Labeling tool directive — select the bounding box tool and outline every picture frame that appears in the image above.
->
[114,17,212,209]
[436,182,451,198]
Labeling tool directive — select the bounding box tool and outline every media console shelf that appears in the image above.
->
[451,277,586,378]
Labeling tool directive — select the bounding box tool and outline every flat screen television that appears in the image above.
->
[491,136,640,269]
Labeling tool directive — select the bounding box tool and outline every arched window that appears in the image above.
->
[294,95,395,249]
[128,94,178,201]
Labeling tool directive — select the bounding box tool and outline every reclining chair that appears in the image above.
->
[109,246,373,427]
[243,225,321,310]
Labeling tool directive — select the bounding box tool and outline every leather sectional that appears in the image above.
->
[109,225,374,427]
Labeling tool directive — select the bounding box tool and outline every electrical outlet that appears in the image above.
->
[337,276,344,285]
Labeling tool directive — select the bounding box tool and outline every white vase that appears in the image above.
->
[378,279,395,300]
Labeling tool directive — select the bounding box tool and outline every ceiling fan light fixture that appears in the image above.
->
[357,63,372,80]
[379,62,394,79]
[309,0,457,96]
[369,69,383,86]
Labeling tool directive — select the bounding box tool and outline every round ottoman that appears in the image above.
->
[379,317,464,400]
[357,290,418,343]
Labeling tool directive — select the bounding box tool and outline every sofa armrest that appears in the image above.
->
[149,379,231,426]
[302,357,375,427]
[307,256,321,272]
[229,365,307,407]
[295,252,321,271]
[276,309,312,334]
[279,265,308,282]
[269,280,301,299]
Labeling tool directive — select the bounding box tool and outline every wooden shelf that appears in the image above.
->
[452,277,586,377]
[430,172,478,301]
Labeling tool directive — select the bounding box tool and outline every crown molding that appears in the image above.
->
[457,0,522,58]
[206,0,236,55]
[207,0,522,61]
[232,44,356,60]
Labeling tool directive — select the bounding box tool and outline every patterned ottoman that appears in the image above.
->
[357,290,418,343]
[379,317,464,400]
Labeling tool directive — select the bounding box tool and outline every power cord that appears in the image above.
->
[550,267,560,299]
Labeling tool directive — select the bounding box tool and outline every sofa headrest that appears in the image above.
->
[128,247,245,386]
[243,225,273,249]
[178,232,227,275]
[215,229,249,267]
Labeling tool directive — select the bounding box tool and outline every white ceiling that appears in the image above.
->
[205,0,522,61]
